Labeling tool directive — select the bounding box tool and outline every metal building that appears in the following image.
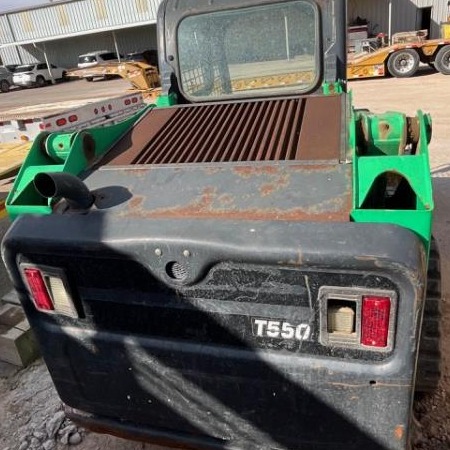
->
[348,0,450,40]
[2,0,450,69]
[0,0,163,69]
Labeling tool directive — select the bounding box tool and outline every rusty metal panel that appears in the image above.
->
[107,96,342,166]
[92,162,352,222]
[1,0,162,45]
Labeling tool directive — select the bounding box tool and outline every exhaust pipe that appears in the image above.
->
[34,172,94,210]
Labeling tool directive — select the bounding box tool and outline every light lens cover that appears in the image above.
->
[24,268,54,311]
[361,296,391,347]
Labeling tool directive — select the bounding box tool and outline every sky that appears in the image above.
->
[0,0,51,13]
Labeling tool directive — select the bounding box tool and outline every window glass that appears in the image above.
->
[178,1,318,99]
[79,56,97,64]
[15,65,35,73]
[100,53,118,60]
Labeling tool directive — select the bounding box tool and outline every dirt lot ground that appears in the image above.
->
[0,68,449,450]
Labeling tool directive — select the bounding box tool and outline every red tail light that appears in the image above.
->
[21,265,80,318]
[56,118,67,126]
[361,296,391,347]
[23,268,54,311]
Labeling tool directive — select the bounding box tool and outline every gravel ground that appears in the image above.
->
[0,68,449,450]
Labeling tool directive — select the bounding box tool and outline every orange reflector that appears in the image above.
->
[24,268,54,311]
[361,296,391,347]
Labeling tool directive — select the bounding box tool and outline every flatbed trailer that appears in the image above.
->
[0,93,145,143]
[348,37,450,79]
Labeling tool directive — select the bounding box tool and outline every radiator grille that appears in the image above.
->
[133,98,308,164]
[106,95,342,166]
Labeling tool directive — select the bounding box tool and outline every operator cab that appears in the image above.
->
[157,0,347,103]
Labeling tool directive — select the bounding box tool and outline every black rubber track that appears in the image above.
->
[415,238,442,392]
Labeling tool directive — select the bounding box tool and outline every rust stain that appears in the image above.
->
[260,184,275,197]
[121,203,350,223]
[203,167,222,175]
[120,168,149,178]
[394,425,405,441]
[247,172,291,197]
[122,178,352,222]
[289,164,338,172]
[378,122,392,140]
[233,165,280,178]
[128,195,144,210]
[217,194,234,206]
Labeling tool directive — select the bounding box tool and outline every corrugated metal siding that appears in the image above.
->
[348,0,450,39]
[0,46,21,65]
[0,0,162,45]
[0,16,15,45]
[0,25,157,68]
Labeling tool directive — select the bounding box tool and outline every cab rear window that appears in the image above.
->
[178,0,319,100]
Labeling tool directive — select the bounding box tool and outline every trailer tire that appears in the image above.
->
[0,79,10,93]
[415,237,442,392]
[85,77,93,82]
[387,49,420,78]
[434,45,450,75]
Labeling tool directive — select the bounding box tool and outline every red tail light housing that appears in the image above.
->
[320,287,396,352]
[20,264,80,318]
[361,296,391,347]
[23,268,54,312]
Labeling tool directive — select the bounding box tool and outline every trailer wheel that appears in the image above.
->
[85,77,93,82]
[434,45,450,75]
[387,49,420,78]
[0,79,10,93]
[415,237,442,392]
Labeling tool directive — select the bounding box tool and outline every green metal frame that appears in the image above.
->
[6,106,151,220]
[5,90,435,258]
[350,106,434,254]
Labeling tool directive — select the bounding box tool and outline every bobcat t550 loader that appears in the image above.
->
[1,0,440,449]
